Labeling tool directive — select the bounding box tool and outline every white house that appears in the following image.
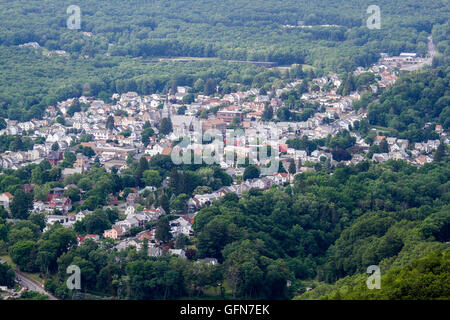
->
[169,249,187,259]
[0,192,14,209]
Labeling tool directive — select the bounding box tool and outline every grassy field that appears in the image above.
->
[0,255,17,268]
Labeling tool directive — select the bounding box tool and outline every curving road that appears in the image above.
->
[14,270,58,300]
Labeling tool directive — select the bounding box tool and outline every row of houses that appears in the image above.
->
[188,173,295,210]
[103,206,165,239]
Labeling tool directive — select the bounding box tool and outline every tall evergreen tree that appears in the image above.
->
[262,104,273,120]
[155,216,172,244]
[204,78,217,96]
[169,168,181,194]
[106,115,115,131]
[288,159,296,174]
[160,117,173,135]
[135,157,149,187]
[434,142,446,162]
[51,142,59,151]
[159,193,170,214]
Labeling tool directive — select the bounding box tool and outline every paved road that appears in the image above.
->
[401,36,437,71]
[427,35,437,59]
[15,270,58,300]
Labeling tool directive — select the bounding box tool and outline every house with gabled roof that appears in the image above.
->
[104,226,125,240]
[0,192,14,209]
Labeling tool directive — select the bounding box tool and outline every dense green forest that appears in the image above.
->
[1,156,449,299]
[0,47,270,120]
[298,247,450,299]
[365,67,449,142]
[0,0,448,119]
[2,0,444,62]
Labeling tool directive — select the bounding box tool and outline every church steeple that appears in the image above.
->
[160,88,171,118]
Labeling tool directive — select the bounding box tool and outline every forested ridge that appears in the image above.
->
[297,247,450,299]
[357,64,450,143]
[0,0,449,120]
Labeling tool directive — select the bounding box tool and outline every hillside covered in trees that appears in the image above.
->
[1,157,449,299]
[365,67,449,142]
[0,0,448,120]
